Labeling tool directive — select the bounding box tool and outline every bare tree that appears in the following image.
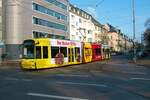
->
[144,18,150,48]
[144,28,150,47]
[145,18,150,29]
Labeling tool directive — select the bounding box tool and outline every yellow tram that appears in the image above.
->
[82,42,92,63]
[21,38,93,69]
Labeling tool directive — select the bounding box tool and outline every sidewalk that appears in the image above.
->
[136,59,150,67]
[0,60,20,68]
[125,53,150,68]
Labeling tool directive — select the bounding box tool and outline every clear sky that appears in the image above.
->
[69,0,150,41]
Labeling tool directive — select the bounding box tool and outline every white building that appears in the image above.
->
[69,4,94,42]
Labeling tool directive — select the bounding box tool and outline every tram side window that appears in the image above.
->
[60,47,67,57]
[96,48,101,55]
[43,46,48,58]
[36,46,41,59]
[51,46,59,58]
[75,47,80,57]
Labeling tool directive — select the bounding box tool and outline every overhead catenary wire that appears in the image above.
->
[95,0,105,7]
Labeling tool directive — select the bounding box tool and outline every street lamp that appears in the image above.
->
[132,0,136,63]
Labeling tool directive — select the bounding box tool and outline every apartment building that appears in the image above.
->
[92,18,109,43]
[119,34,133,52]
[2,0,69,60]
[104,24,120,52]
[92,18,101,43]
[105,23,133,52]
[69,4,94,42]
[0,0,2,62]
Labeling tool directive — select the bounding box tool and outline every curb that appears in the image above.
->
[0,60,20,67]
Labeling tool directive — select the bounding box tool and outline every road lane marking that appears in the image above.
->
[56,81,107,87]
[5,77,19,81]
[22,79,32,82]
[122,72,146,75]
[27,93,88,100]
[90,71,102,73]
[5,77,32,82]
[130,78,150,81]
[56,74,89,78]
[135,65,145,68]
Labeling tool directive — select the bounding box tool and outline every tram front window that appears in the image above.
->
[23,40,35,59]
[23,46,34,59]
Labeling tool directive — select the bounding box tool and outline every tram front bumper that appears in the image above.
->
[21,59,36,69]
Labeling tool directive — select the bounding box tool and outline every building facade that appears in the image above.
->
[119,34,133,52]
[104,24,133,52]
[92,18,109,44]
[0,0,2,41]
[2,0,69,60]
[108,31,120,52]
[69,4,94,42]
[92,18,102,43]
[103,24,119,51]
[0,0,2,62]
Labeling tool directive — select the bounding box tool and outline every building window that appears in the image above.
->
[32,2,38,10]
[77,10,80,15]
[73,8,76,13]
[33,17,67,31]
[69,6,71,10]
[88,38,92,42]
[75,9,77,13]
[32,17,38,24]
[81,12,84,17]
[71,35,75,40]
[71,25,75,28]
[76,32,78,35]
[33,31,48,38]
[45,0,67,10]
[88,30,92,34]
[76,22,78,26]
[33,31,66,39]
[71,15,75,20]
[32,3,67,21]
[79,36,82,41]
[71,25,75,31]
[79,18,82,23]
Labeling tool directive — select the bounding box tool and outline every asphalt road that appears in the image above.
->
[0,56,150,100]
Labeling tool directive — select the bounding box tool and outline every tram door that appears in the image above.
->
[68,48,74,64]
[35,46,49,69]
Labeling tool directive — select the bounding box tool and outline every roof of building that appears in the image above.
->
[91,17,103,27]
[69,4,92,20]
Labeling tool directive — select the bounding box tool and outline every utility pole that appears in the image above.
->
[132,0,136,63]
